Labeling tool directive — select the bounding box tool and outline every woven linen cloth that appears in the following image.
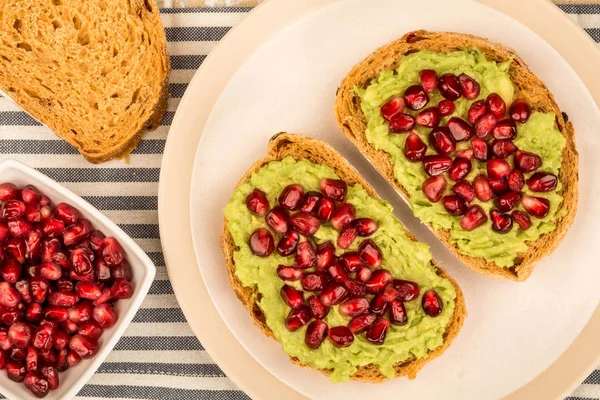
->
[0,4,598,400]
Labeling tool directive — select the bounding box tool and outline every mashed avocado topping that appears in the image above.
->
[224,157,456,382]
[357,50,566,268]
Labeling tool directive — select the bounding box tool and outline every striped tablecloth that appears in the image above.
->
[0,4,598,400]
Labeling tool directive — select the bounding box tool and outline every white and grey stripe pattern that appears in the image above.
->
[0,4,597,400]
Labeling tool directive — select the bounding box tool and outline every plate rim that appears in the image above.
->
[158,1,600,399]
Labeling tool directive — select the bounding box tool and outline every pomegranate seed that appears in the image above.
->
[352,218,378,237]
[0,183,20,201]
[69,334,98,359]
[305,320,328,349]
[381,283,400,302]
[328,261,349,282]
[41,238,60,262]
[0,222,8,242]
[389,114,416,133]
[25,371,51,397]
[276,230,300,257]
[320,178,347,201]
[448,117,474,142]
[428,127,456,156]
[449,157,472,181]
[389,280,419,302]
[509,99,531,123]
[25,303,43,323]
[307,295,329,320]
[358,240,382,269]
[15,280,31,304]
[93,288,112,306]
[489,178,508,196]
[101,237,124,266]
[300,191,322,213]
[492,119,517,140]
[95,260,112,283]
[491,139,517,159]
[380,96,405,122]
[475,113,497,138]
[7,360,26,382]
[366,317,390,344]
[68,302,93,324]
[26,264,41,279]
[71,247,94,275]
[452,180,475,203]
[422,175,447,203]
[456,149,474,160]
[515,150,542,173]
[328,326,354,348]
[0,281,21,308]
[25,231,42,261]
[404,131,427,161]
[265,206,289,234]
[0,328,11,350]
[315,241,335,271]
[276,265,302,281]
[62,320,78,334]
[468,100,487,124]
[294,241,316,269]
[245,189,270,216]
[422,289,443,317]
[507,170,525,192]
[339,297,370,317]
[53,329,70,350]
[438,99,456,116]
[486,93,506,120]
[458,73,480,99]
[40,206,52,221]
[403,85,429,110]
[93,303,118,328]
[110,279,133,299]
[491,210,513,233]
[344,280,366,296]
[8,218,33,238]
[285,306,311,332]
[496,192,522,212]
[2,200,26,219]
[1,258,22,283]
[78,320,103,340]
[443,195,468,216]
[32,323,55,350]
[1,308,23,325]
[25,204,42,223]
[0,349,6,369]
[44,308,68,323]
[70,269,95,281]
[48,291,78,308]
[487,158,512,180]
[388,299,408,326]
[249,228,274,257]
[319,282,348,307]
[38,194,50,205]
[278,184,305,211]
[460,206,488,231]
[40,364,59,390]
[289,212,321,237]
[39,261,61,281]
[512,210,532,230]
[419,69,438,93]
[63,219,93,246]
[56,349,68,372]
[65,349,81,367]
[9,323,33,348]
[330,203,355,230]
[422,155,453,177]
[42,217,65,238]
[75,280,102,301]
[20,186,40,205]
[339,252,363,272]
[522,196,550,218]
[365,269,392,294]
[280,285,304,309]
[527,172,558,192]
[437,74,462,101]
[89,230,106,253]
[54,203,80,224]
[301,272,329,292]
[315,198,335,222]
[337,225,358,249]
[415,107,440,128]
[11,347,27,361]
[348,313,377,334]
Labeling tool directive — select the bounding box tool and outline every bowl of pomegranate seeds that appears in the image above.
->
[0,160,156,399]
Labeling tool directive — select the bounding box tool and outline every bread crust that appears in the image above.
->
[221,133,466,382]
[334,30,578,281]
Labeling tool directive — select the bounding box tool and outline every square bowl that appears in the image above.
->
[0,159,156,400]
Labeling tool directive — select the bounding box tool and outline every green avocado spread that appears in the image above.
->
[224,157,457,382]
[356,50,566,268]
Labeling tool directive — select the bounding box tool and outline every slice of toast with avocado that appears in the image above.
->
[335,30,578,281]
[221,133,466,383]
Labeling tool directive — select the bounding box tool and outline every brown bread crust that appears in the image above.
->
[221,133,466,382]
[334,30,578,281]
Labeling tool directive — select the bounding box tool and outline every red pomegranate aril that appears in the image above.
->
[25,231,42,261]
[48,291,78,308]
[429,127,456,156]
[38,348,55,365]
[403,85,429,110]
[337,225,358,249]
[101,237,124,266]
[280,285,304,309]
[88,230,105,253]
[69,334,98,359]
[0,281,22,308]
[389,299,408,326]
[328,261,349,283]
[78,320,103,340]
[419,69,438,93]
[68,302,93,324]
[41,238,60,262]
[515,150,542,173]
[75,280,102,301]
[245,188,270,216]
[492,119,517,140]
[56,349,68,372]
[437,74,462,101]
[487,158,512,180]
[25,204,42,223]
[389,280,419,302]
[527,172,558,192]
[422,156,453,179]
[7,360,26,382]
[449,157,472,181]
[289,212,321,237]
[452,180,476,203]
[93,303,118,328]
[40,364,59,390]
[71,247,94,275]
[339,252,363,273]
[475,113,497,139]
[458,73,480,99]
[358,240,382,269]
[9,323,33,348]
[62,320,78,334]
[24,372,51,398]
[0,349,6,369]
[422,289,443,317]
[307,295,329,320]
[460,206,488,231]
[3,200,26,219]
[265,206,289,234]
[366,317,390,345]
[1,308,23,325]
[15,280,31,304]
[522,195,550,218]
[53,329,70,350]
[32,324,55,350]
[421,175,447,203]
[315,241,335,271]
[365,269,392,294]
[301,272,329,292]
[348,313,377,334]
[389,114,416,133]
[25,303,43,323]
[40,206,52,221]
[381,283,400,302]
[44,308,68,323]
[314,198,335,222]
[438,99,456,116]
[1,258,22,283]
[491,210,513,233]
[339,297,370,317]
[300,191,322,213]
[330,204,355,230]
[486,93,506,120]
[415,107,440,128]
[70,269,95,281]
[448,117,474,142]
[509,99,531,123]
[295,241,316,270]
[320,282,349,307]
[491,139,517,159]
[277,230,300,257]
[54,203,80,225]
[380,96,405,122]
[93,288,111,306]
[276,265,302,281]
[344,280,366,296]
[66,350,81,367]
[0,183,20,201]
[512,210,532,230]
[11,347,27,361]
[63,219,93,247]
[112,260,132,282]
[0,222,8,242]
[8,218,33,238]
[19,186,39,206]
[328,326,354,348]
[285,306,311,332]
[249,228,274,257]
[404,131,427,161]
[443,195,468,216]
[110,279,133,300]
[495,191,522,212]
[42,217,65,238]
[7,237,26,264]
[456,149,474,160]
[506,170,525,192]
[305,320,328,349]
[39,261,61,281]
[278,184,305,211]
[0,329,11,350]
[467,100,487,124]
[489,178,508,196]
[351,218,378,237]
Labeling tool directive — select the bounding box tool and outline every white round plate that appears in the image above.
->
[187,0,600,399]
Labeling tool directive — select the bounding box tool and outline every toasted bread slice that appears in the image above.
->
[334,31,578,281]
[0,0,170,163]
[221,133,466,382]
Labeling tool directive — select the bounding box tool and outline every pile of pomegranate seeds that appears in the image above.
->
[0,183,134,398]
[380,70,558,234]
[245,179,443,349]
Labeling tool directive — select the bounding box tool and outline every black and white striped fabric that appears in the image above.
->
[0,4,597,400]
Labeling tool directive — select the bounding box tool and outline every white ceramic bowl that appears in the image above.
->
[0,159,156,400]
